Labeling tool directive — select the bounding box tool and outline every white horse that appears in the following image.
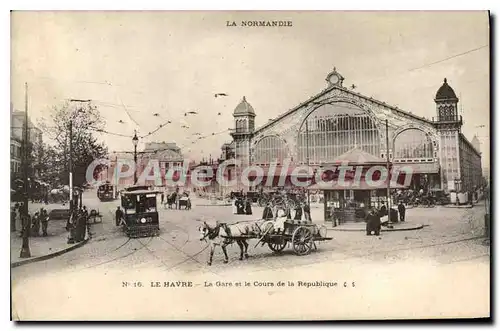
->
[198,220,265,265]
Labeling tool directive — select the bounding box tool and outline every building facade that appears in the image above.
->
[107,142,186,189]
[10,104,43,178]
[227,68,482,193]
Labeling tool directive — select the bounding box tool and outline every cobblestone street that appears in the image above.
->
[11,190,490,320]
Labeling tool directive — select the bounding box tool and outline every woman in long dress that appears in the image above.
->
[245,198,253,215]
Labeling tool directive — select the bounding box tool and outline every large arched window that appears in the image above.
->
[253,136,289,164]
[297,102,380,163]
[394,129,434,159]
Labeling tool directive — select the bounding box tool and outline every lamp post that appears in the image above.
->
[132,130,139,184]
[385,119,393,227]
[20,82,31,258]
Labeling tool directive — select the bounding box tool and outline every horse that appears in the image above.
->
[198,220,264,265]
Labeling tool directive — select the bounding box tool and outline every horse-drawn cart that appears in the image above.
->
[200,219,332,259]
[254,221,331,256]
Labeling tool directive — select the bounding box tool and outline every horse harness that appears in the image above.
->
[201,223,222,241]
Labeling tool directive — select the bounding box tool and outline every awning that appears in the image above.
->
[393,162,439,174]
[308,180,409,191]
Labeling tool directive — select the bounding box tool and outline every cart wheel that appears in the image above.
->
[292,226,313,256]
[268,240,287,252]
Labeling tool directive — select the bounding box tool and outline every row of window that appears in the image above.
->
[10,144,21,158]
[253,128,438,164]
[11,160,20,173]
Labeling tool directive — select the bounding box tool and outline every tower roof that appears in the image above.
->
[435,78,458,101]
[233,96,255,116]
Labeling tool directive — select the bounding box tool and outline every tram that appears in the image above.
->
[97,181,115,201]
[120,185,161,237]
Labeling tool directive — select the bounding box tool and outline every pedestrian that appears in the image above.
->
[366,208,381,236]
[379,203,387,217]
[245,198,253,215]
[31,212,40,237]
[40,208,49,236]
[294,203,303,221]
[76,210,87,242]
[161,192,165,205]
[11,209,16,232]
[398,201,406,222]
[303,203,311,223]
[82,206,89,221]
[236,198,245,215]
[21,213,31,238]
[262,202,273,220]
[115,206,124,226]
[232,198,238,215]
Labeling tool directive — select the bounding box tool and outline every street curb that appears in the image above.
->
[442,205,474,209]
[327,224,424,232]
[195,203,232,207]
[11,237,89,268]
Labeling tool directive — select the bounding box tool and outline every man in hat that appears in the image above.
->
[115,206,124,226]
[398,201,406,222]
[262,202,273,220]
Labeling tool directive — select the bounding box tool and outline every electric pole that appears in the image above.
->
[385,119,392,226]
[305,120,311,206]
[20,82,31,258]
[69,120,73,212]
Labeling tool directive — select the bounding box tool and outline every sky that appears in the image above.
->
[10,11,490,166]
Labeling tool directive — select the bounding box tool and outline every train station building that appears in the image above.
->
[225,67,483,203]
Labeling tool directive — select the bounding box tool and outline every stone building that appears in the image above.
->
[227,68,482,194]
[10,103,43,178]
[107,142,185,188]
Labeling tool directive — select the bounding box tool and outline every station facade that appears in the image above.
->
[227,68,482,195]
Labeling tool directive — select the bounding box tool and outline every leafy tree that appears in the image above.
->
[38,101,108,187]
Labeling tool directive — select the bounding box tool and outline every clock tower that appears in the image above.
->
[325,67,345,87]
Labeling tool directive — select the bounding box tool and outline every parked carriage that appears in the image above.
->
[120,185,161,237]
[164,191,191,210]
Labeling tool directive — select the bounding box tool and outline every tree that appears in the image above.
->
[39,101,108,187]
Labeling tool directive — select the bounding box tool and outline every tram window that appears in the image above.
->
[121,195,136,210]
[146,197,157,212]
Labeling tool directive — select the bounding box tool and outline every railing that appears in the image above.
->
[229,128,252,134]
[430,115,463,124]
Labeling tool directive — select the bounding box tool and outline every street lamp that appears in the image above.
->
[132,131,139,184]
[20,82,31,258]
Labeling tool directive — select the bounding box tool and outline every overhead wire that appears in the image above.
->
[26,42,489,158]
[360,43,489,87]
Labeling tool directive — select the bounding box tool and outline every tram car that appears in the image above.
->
[120,185,161,237]
[97,181,115,201]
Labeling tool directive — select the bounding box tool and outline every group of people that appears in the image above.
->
[11,202,50,237]
[67,206,90,243]
[365,201,407,236]
[261,202,312,234]
[262,202,311,221]
[232,197,253,215]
